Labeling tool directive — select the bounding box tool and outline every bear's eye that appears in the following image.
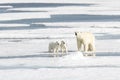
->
[75,32,77,36]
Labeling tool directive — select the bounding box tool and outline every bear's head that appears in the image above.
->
[75,32,77,36]
[75,32,82,36]
[75,32,83,39]
[61,40,65,45]
[55,41,60,46]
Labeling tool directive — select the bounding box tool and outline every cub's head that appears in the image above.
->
[55,41,60,46]
[61,40,65,45]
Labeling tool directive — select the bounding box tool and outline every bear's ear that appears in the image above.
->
[56,41,59,45]
[62,41,65,44]
[75,32,77,36]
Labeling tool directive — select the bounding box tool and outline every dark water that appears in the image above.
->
[0,2,120,30]
[0,14,120,30]
[0,3,94,8]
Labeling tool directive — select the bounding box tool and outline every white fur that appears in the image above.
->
[60,41,67,53]
[75,32,96,56]
[48,41,60,53]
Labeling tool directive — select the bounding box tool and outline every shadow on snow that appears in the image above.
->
[1,14,120,24]
[0,51,120,59]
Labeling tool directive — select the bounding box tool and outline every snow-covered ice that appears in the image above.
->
[0,0,120,80]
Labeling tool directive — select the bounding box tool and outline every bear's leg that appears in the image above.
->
[64,48,67,54]
[49,46,51,52]
[88,44,91,51]
[89,43,96,56]
[53,49,57,57]
[62,49,64,54]
[56,48,59,57]
[60,47,62,53]
[77,41,82,51]
[49,48,51,52]
[61,48,64,53]
[84,44,88,53]
[64,48,67,53]
[49,47,52,52]
[49,48,53,53]
[83,44,89,56]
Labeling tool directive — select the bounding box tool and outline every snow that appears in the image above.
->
[0,68,119,80]
[0,12,50,21]
[7,8,54,11]
[0,0,120,80]
[0,24,29,27]
[0,6,12,8]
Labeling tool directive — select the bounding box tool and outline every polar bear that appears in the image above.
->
[75,32,96,56]
[48,41,60,53]
[60,41,67,53]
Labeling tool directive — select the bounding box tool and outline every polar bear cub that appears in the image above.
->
[60,41,67,53]
[48,41,60,53]
[75,32,96,56]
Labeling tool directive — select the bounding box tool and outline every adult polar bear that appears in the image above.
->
[75,32,96,56]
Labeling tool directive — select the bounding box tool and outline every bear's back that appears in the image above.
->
[77,32,95,43]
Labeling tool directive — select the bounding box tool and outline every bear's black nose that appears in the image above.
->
[75,32,77,36]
